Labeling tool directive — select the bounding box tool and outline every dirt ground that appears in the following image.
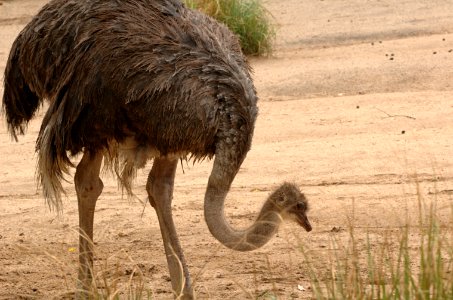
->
[1,0,453,299]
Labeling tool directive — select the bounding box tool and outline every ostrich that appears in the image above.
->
[2,0,312,298]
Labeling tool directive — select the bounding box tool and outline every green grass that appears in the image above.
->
[184,0,275,56]
[301,182,453,300]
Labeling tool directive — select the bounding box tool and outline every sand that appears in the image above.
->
[0,0,452,298]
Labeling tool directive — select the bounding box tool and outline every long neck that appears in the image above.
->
[204,160,283,251]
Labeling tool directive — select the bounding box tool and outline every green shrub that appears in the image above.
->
[185,0,275,56]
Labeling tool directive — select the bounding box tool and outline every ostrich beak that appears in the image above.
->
[297,214,312,232]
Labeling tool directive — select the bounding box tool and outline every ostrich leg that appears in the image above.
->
[74,152,104,295]
[146,158,193,299]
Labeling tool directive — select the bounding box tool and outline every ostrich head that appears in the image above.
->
[269,182,312,232]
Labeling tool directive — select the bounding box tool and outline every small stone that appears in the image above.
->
[433,51,437,55]
[331,226,342,232]
[125,268,133,275]
[401,130,405,134]
[148,265,156,273]
[155,288,168,294]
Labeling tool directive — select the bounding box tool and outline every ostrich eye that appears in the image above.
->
[276,195,286,204]
[296,203,305,210]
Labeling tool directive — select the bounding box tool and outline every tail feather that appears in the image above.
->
[2,34,41,141]
[36,101,74,213]
[36,112,72,213]
[3,33,68,211]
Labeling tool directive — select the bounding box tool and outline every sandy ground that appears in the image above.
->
[0,0,453,299]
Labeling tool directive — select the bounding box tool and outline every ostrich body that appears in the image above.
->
[2,0,312,298]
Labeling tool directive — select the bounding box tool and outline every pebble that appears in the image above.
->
[125,268,133,275]
[331,226,342,232]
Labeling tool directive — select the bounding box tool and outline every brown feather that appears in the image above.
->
[2,0,258,210]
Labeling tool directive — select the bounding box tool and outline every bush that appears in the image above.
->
[185,0,275,56]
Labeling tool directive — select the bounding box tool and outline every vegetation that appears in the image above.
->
[31,179,453,299]
[184,0,275,56]
[301,182,453,300]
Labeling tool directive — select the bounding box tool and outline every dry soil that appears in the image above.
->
[0,0,452,299]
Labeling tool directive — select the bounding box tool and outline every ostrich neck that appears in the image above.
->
[204,175,282,251]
